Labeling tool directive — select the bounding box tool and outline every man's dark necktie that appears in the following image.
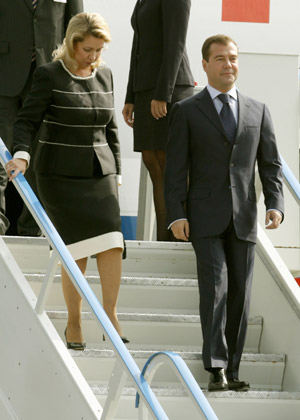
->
[218,93,237,143]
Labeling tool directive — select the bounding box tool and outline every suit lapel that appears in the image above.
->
[24,0,34,11]
[137,0,147,9]
[236,92,250,142]
[36,0,46,9]
[195,88,227,137]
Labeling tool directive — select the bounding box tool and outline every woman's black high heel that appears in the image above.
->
[64,328,86,351]
[103,334,130,344]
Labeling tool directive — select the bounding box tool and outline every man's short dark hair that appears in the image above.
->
[202,35,238,61]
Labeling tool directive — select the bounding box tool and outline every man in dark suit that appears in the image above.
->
[0,0,83,235]
[164,35,284,391]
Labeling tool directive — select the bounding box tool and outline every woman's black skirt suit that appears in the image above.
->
[13,60,123,260]
[125,0,195,151]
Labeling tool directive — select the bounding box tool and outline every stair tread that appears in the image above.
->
[3,236,193,250]
[70,347,285,363]
[47,309,262,324]
[89,383,300,399]
[25,273,198,286]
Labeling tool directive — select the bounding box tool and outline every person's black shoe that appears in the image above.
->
[227,378,250,391]
[64,328,86,351]
[208,368,228,391]
[103,334,130,344]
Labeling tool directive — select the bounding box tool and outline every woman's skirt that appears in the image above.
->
[36,172,123,261]
[133,85,194,151]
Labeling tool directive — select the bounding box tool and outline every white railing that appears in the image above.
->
[0,138,218,420]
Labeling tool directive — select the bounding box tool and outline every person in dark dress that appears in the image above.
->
[0,0,83,236]
[122,0,194,241]
[6,12,128,349]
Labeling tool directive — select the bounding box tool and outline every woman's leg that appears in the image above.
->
[142,149,169,241]
[61,257,88,343]
[96,247,124,336]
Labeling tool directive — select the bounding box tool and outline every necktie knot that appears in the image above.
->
[218,93,230,104]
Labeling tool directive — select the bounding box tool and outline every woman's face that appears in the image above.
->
[73,35,105,69]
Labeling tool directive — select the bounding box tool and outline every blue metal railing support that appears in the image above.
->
[136,351,219,420]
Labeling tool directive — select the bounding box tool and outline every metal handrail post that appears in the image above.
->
[35,250,59,314]
[137,351,219,420]
[101,360,128,419]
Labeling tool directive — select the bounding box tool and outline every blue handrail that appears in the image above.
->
[0,138,218,420]
[280,154,300,204]
[137,351,219,420]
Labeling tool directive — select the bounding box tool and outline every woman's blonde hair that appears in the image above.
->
[53,12,111,71]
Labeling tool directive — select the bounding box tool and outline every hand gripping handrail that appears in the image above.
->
[0,138,218,420]
[136,352,219,420]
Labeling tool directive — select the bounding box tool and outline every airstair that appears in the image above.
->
[1,139,300,419]
[2,234,300,420]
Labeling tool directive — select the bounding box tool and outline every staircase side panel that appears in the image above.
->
[0,387,18,420]
[251,226,300,391]
[0,238,102,420]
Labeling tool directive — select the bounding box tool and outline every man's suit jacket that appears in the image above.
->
[165,88,284,243]
[0,0,83,97]
[125,0,194,104]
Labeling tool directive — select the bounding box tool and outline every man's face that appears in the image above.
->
[202,42,238,92]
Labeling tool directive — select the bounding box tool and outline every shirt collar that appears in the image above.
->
[207,84,238,101]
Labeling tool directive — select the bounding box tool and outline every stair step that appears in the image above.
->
[119,240,197,278]
[47,310,262,352]
[90,384,300,420]
[5,237,198,277]
[25,273,199,311]
[71,347,285,390]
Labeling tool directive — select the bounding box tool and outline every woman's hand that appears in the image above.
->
[5,158,27,181]
[122,103,134,128]
[151,100,167,119]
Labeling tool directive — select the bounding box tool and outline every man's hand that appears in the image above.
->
[151,100,167,119]
[265,210,282,229]
[122,103,134,128]
[5,158,27,181]
[171,219,190,241]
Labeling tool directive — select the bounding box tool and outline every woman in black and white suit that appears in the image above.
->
[6,13,128,349]
[122,0,194,241]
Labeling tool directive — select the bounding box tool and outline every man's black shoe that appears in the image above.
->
[227,378,250,391]
[208,368,228,391]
